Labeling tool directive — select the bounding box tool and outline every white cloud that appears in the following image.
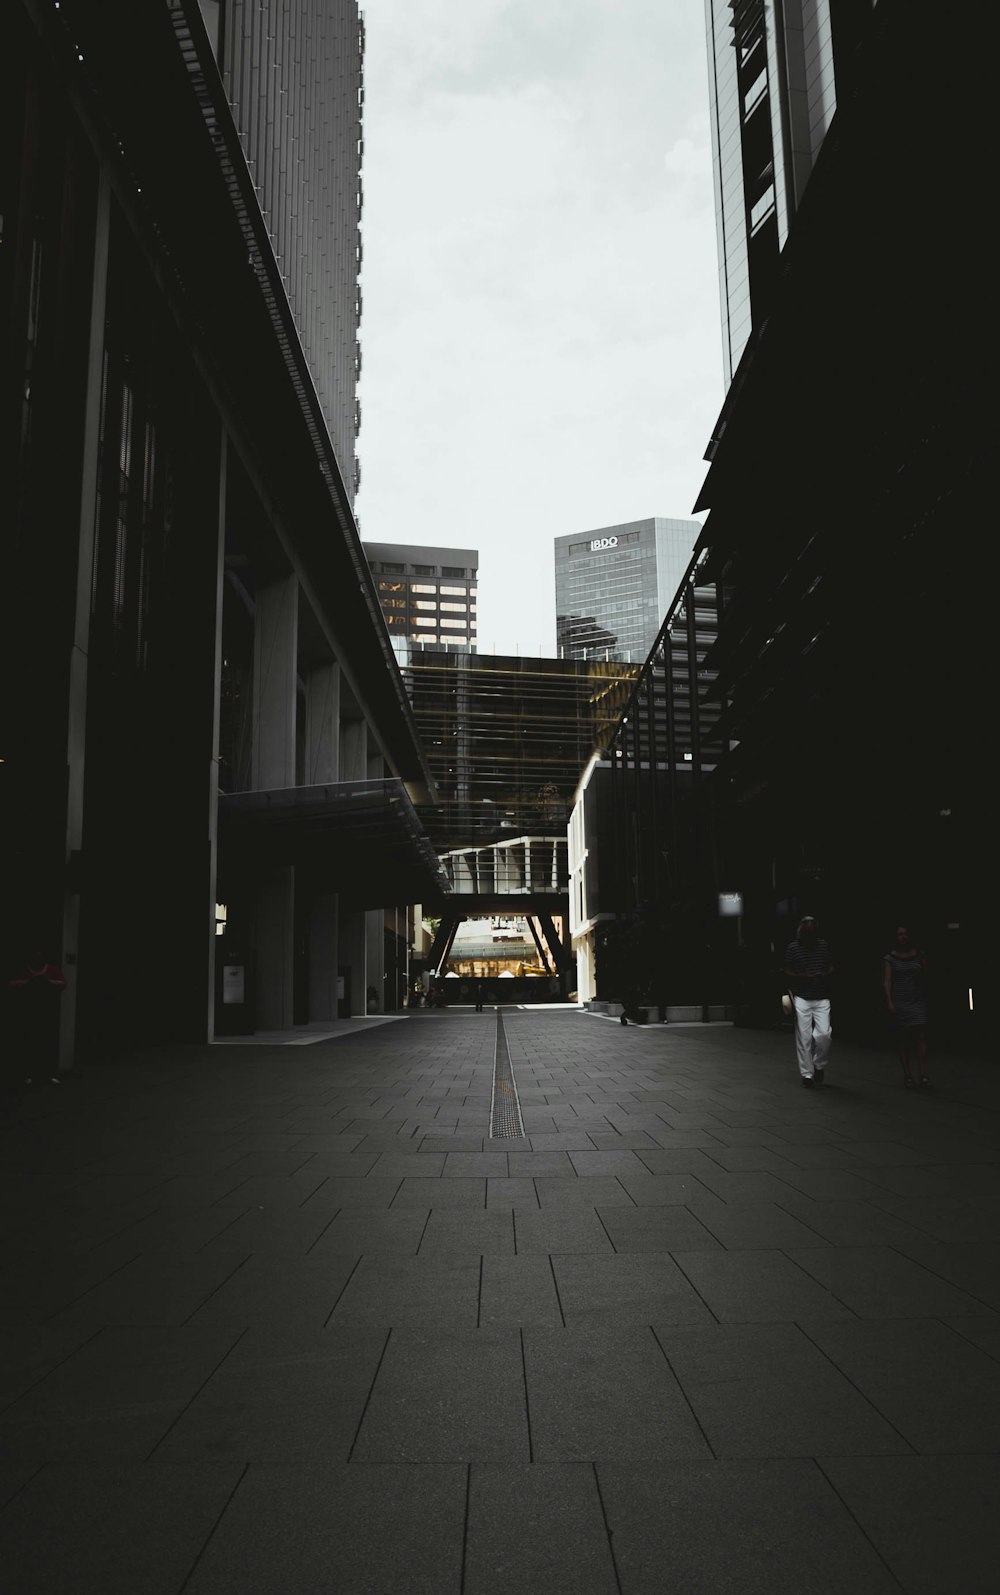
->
[356,0,724,655]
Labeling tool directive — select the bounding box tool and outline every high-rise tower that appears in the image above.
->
[705,0,874,388]
[203,1,364,499]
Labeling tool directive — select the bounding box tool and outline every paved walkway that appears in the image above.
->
[2,1010,999,1593]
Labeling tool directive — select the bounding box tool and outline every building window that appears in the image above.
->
[442,566,467,578]
[412,583,437,594]
[743,69,767,117]
[750,184,776,234]
[414,600,437,611]
[441,585,466,597]
[440,618,467,629]
[413,564,434,575]
[440,602,467,612]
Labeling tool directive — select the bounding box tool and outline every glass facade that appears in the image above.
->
[704,0,873,388]
[364,541,478,650]
[555,518,701,663]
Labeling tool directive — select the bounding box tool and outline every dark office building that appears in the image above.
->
[363,542,479,652]
[705,0,876,385]
[588,0,992,1045]
[555,517,701,662]
[3,1,441,1065]
[397,650,637,858]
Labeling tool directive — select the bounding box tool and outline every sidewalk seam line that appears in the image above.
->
[347,1325,392,1461]
[177,1463,250,1593]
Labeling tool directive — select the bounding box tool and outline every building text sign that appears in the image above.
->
[590,536,619,552]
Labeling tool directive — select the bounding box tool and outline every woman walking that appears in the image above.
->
[883,925,930,1089]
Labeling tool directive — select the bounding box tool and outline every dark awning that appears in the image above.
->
[219,779,450,910]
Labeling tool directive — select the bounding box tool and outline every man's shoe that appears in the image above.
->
[801,1074,813,1088]
[814,1069,825,1086]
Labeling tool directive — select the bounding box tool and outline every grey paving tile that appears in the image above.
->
[0,1323,101,1409]
[485,1177,540,1212]
[442,1152,508,1177]
[595,1206,723,1253]
[694,1144,802,1174]
[820,1454,1000,1595]
[527,1132,600,1152]
[654,1322,907,1458]
[773,1167,896,1201]
[533,1177,635,1210]
[584,1129,664,1149]
[288,1152,380,1176]
[479,1257,564,1327]
[513,1212,615,1255]
[184,1463,466,1595]
[194,1206,337,1255]
[687,1169,806,1204]
[416,1135,488,1152]
[153,1326,388,1463]
[786,1246,987,1318]
[46,1249,252,1329]
[870,1194,1000,1243]
[368,1153,446,1178]
[185,1254,360,1331]
[598,1459,900,1593]
[943,1315,1000,1362]
[524,1325,710,1461]
[297,1176,403,1210]
[328,1256,480,1328]
[566,1150,650,1178]
[849,1141,933,1166]
[353,1329,528,1462]
[804,1318,1000,1451]
[885,1240,1000,1309]
[508,1152,575,1177]
[0,1463,244,1595]
[465,1464,618,1595]
[771,1195,934,1248]
[390,1177,486,1209]
[307,1209,431,1254]
[686,1199,831,1250]
[0,1326,241,1462]
[552,1254,715,1327]
[616,1172,716,1206]
[635,1147,741,1178]
[671,1250,856,1322]
[420,1210,515,1256]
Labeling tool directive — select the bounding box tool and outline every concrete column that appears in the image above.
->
[252,573,298,791]
[304,662,340,785]
[59,169,111,1073]
[255,866,296,1030]
[308,892,339,1021]
[340,716,367,782]
[340,908,366,1016]
[207,429,229,1042]
[366,910,384,1011]
[251,574,297,1028]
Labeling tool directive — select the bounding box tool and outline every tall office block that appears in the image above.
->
[705,0,874,387]
[364,542,479,652]
[555,518,701,662]
[204,0,364,499]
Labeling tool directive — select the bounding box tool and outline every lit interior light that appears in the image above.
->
[968,988,974,1011]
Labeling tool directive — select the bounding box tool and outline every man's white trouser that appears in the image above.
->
[792,996,832,1077]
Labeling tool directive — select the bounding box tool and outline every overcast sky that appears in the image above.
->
[355,0,725,657]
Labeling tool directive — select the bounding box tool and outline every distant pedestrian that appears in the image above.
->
[9,945,67,1086]
[474,977,484,1012]
[782,915,834,1087]
[883,925,930,1089]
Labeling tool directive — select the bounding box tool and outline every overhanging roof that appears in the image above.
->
[219,780,450,910]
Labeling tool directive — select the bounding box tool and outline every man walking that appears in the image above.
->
[783,915,834,1087]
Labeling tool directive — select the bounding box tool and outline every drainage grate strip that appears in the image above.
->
[489,1011,524,1139]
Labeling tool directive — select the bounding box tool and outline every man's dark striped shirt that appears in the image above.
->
[784,939,832,999]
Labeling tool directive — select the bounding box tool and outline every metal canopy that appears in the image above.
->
[219,779,450,910]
